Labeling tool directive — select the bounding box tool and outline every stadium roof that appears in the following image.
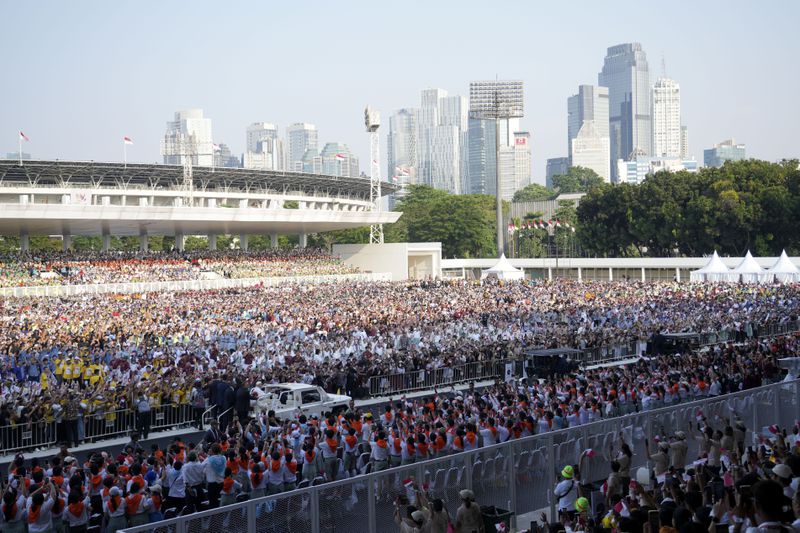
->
[0,160,398,199]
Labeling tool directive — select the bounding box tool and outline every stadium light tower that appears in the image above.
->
[365,105,384,244]
[469,80,524,257]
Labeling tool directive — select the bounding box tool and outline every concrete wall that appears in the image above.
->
[334,243,408,281]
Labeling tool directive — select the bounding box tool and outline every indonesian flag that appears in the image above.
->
[696,409,704,422]
[19,131,30,142]
[212,143,221,152]
[584,448,596,458]
[402,478,416,505]
[768,425,780,435]
[613,500,630,518]
[495,523,508,532]
[391,175,399,182]
[555,220,562,228]
[123,136,134,145]
[335,153,346,161]
[507,223,514,234]
[600,479,608,495]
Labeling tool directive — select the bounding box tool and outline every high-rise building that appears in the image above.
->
[319,142,359,177]
[599,43,652,179]
[570,121,611,182]
[680,126,689,160]
[244,122,285,171]
[546,157,569,188]
[651,77,682,158]
[212,143,240,168]
[467,118,496,194]
[497,131,531,200]
[387,109,417,189]
[162,109,214,167]
[416,89,467,194]
[286,123,318,172]
[704,139,746,167]
[568,85,609,164]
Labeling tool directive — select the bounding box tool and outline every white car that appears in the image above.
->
[251,383,351,419]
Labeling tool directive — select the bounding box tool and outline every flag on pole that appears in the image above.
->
[391,175,399,182]
[212,143,221,152]
[335,153,346,161]
[123,136,134,145]
[19,131,30,142]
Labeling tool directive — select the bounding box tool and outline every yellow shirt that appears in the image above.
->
[89,365,102,386]
[63,364,73,380]
[40,372,48,391]
[54,359,63,376]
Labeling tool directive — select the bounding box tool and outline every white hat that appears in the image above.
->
[772,464,792,479]
[411,510,425,523]
[110,486,121,496]
[459,489,474,500]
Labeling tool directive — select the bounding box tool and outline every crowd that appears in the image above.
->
[0,249,359,287]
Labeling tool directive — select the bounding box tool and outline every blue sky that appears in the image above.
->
[2,1,798,184]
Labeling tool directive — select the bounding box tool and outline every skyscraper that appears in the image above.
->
[546,157,569,188]
[244,122,285,171]
[567,85,609,164]
[416,89,467,194]
[651,77,682,158]
[467,118,496,194]
[387,109,417,188]
[162,109,214,167]
[680,126,689,160]
[570,121,611,182]
[319,142,359,177]
[704,139,746,167]
[495,131,531,200]
[286,123,318,172]
[599,43,652,179]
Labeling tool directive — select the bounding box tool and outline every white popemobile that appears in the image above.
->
[250,382,351,419]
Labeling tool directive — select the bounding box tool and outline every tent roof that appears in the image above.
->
[483,254,522,274]
[769,250,800,274]
[692,251,729,274]
[732,250,764,273]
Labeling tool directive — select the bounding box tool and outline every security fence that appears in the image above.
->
[0,402,196,455]
[368,319,800,397]
[0,272,392,298]
[120,378,800,533]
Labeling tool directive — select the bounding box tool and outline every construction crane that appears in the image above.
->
[365,105,384,244]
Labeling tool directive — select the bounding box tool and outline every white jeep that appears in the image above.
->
[251,383,351,419]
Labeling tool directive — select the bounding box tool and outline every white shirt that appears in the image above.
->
[555,478,577,511]
[26,497,55,533]
[167,470,186,499]
[65,497,91,527]
[181,461,206,487]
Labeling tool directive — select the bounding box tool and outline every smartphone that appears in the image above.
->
[648,510,660,532]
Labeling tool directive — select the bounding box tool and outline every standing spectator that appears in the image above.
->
[136,393,151,440]
[555,465,578,517]
[203,444,226,509]
[455,489,484,533]
[234,381,251,425]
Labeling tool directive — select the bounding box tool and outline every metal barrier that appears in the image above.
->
[0,421,57,454]
[0,272,392,298]
[368,319,800,397]
[120,379,800,533]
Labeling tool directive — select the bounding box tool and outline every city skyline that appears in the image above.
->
[1,1,798,185]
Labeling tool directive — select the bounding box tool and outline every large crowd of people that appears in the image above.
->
[0,262,798,531]
[0,249,359,287]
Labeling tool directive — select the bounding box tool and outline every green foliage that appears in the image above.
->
[551,166,605,193]
[384,185,498,258]
[284,200,299,209]
[512,183,556,202]
[577,159,800,257]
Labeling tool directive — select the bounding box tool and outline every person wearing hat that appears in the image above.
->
[645,438,670,479]
[575,496,590,515]
[147,484,164,523]
[455,489,484,533]
[104,486,127,533]
[555,465,578,517]
[670,431,688,472]
[772,464,795,499]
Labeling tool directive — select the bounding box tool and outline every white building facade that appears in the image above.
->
[571,121,611,182]
[244,122,285,171]
[416,89,467,194]
[387,108,417,189]
[286,123,318,172]
[651,77,682,158]
[162,109,214,167]
[567,85,609,165]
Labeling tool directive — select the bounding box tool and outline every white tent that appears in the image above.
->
[689,251,730,282]
[481,254,525,281]
[728,250,765,283]
[766,250,800,283]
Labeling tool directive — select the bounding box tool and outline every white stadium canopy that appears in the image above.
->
[481,254,525,281]
[689,251,730,282]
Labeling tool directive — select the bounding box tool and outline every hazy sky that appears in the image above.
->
[2,1,798,184]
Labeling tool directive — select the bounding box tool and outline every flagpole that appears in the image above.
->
[123,140,127,169]
[18,134,22,166]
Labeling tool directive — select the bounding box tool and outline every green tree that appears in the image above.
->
[409,194,496,258]
[551,166,605,193]
[512,183,556,202]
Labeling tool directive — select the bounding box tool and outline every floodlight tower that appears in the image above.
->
[365,105,384,244]
[469,80,524,257]
[161,132,197,206]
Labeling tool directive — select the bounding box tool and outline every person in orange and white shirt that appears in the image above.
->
[65,491,92,531]
[318,429,340,482]
[401,436,417,465]
[282,453,298,492]
[266,452,285,495]
[479,419,499,446]
[388,430,403,468]
[220,468,242,507]
[125,481,152,528]
[104,486,127,533]
[342,428,360,476]
[26,481,57,533]
[370,431,390,471]
[249,462,268,498]
[381,405,394,427]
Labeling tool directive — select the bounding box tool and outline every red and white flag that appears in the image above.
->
[696,409,704,422]
[584,448,596,458]
[123,136,134,145]
[19,131,30,142]
[212,143,221,152]
[335,153,346,161]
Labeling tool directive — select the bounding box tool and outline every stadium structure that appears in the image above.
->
[0,160,400,251]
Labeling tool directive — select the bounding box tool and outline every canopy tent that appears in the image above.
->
[766,250,800,283]
[728,250,765,283]
[689,251,730,282]
[481,254,525,281]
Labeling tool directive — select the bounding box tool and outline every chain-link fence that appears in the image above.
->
[120,378,800,533]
